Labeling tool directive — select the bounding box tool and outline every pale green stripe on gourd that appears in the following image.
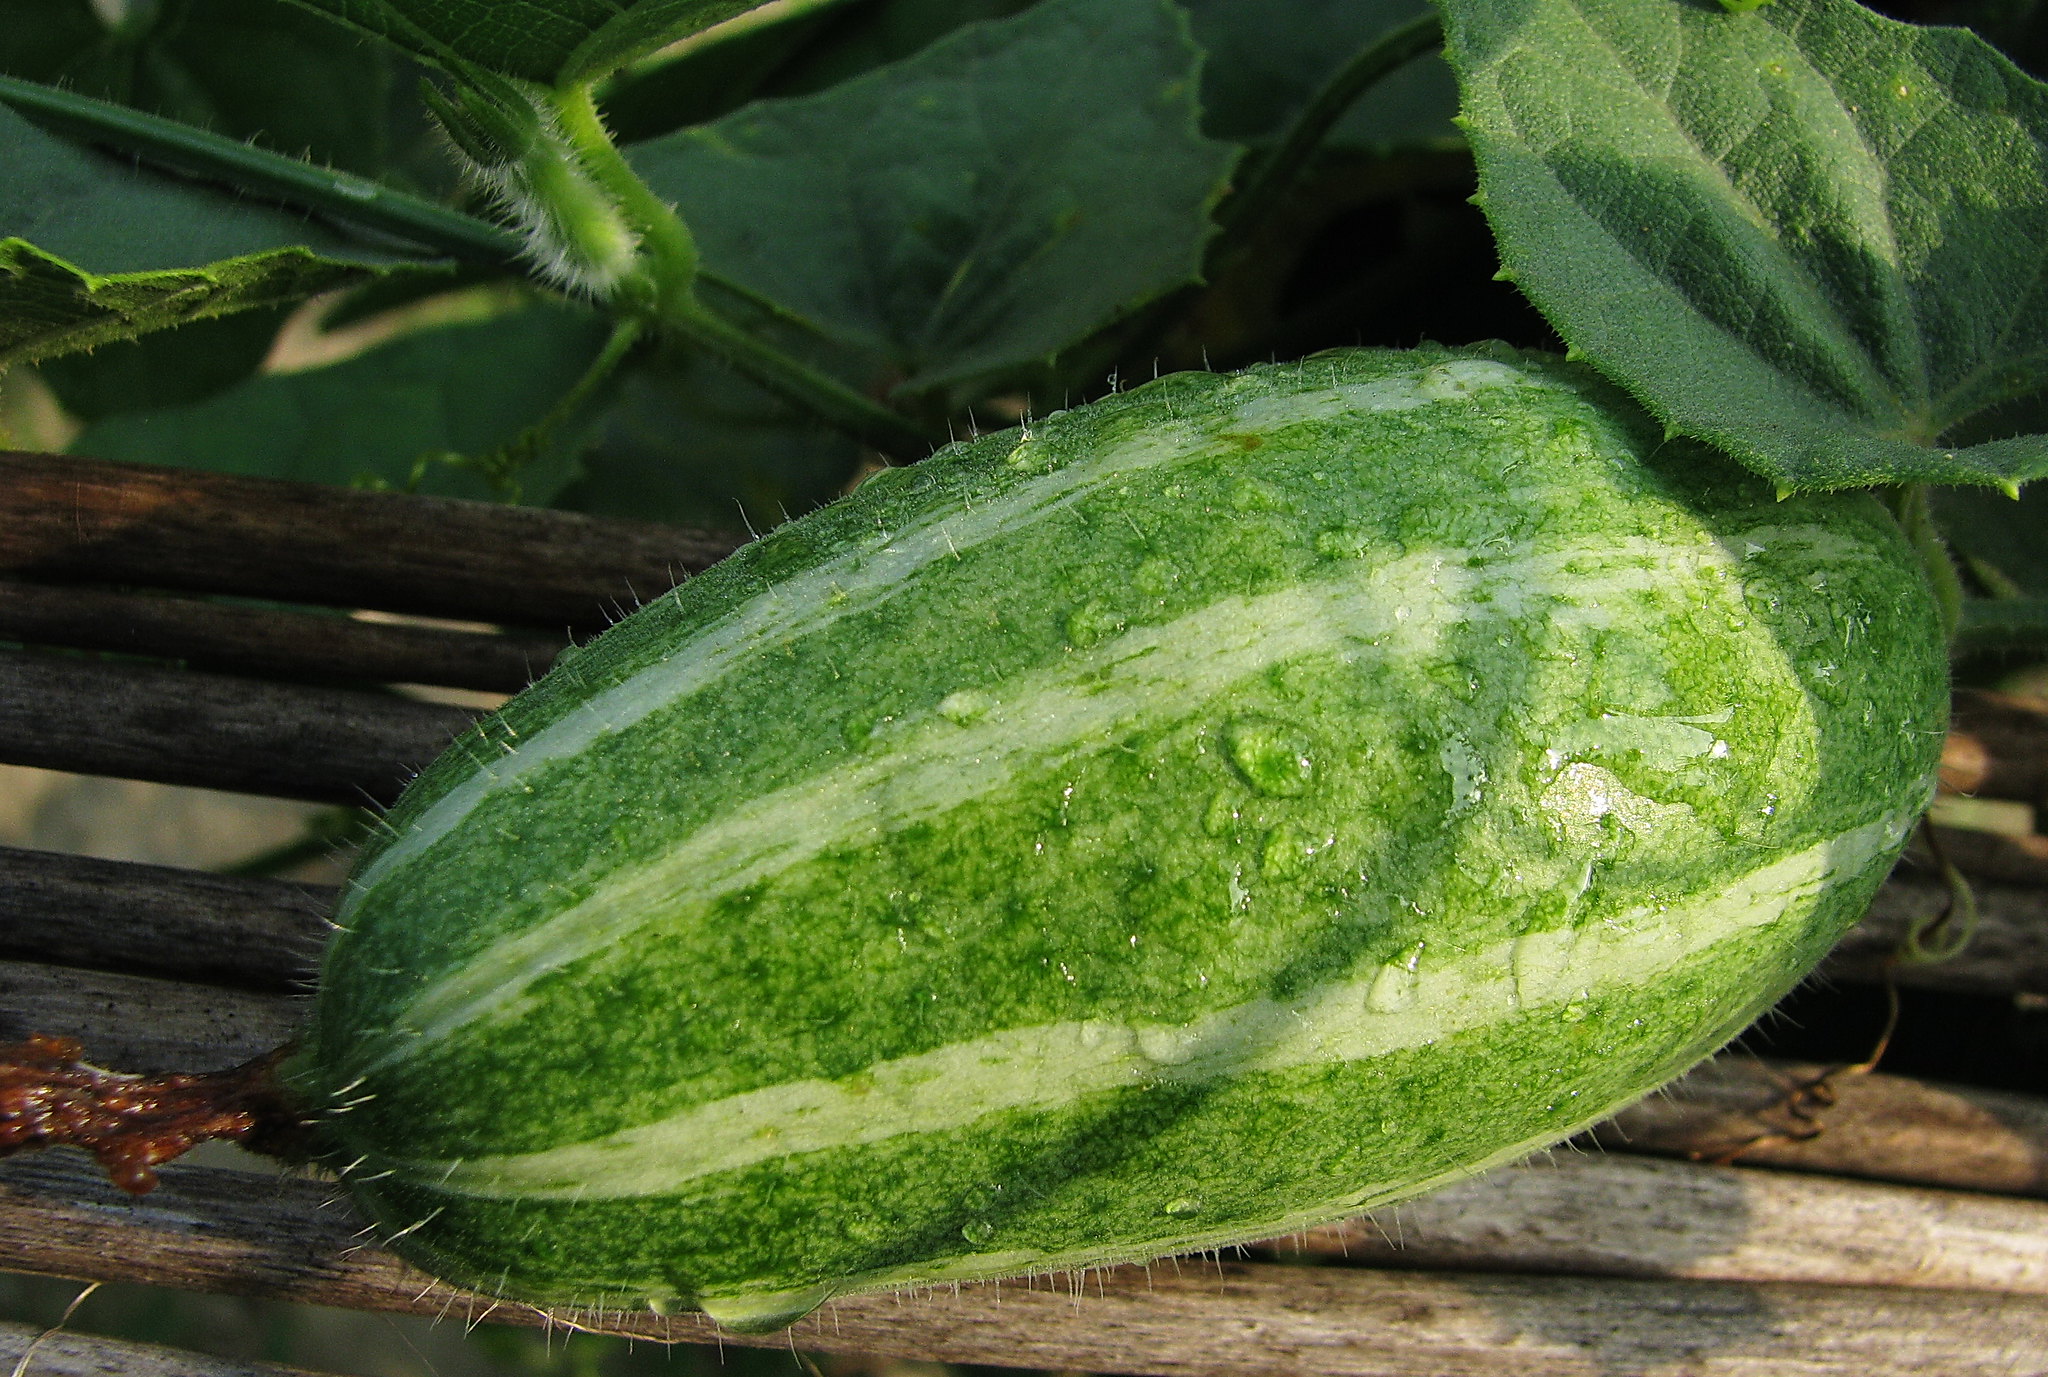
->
[297,345,1948,1331]
[356,528,1785,1071]
[402,809,1909,1203]
[350,356,1574,896]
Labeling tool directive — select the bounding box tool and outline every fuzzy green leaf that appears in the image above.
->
[0,100,444,364]
[627,0,1240,394]
[71,301,613,502]
[1441,0,2048,490]
[283,0,778,86]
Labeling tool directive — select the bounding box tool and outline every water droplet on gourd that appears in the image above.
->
[1314,527,1376,560]
[962,1219,997,1244]
[1138,1024,1199,1065]
[1511,927,1578,1008]
[698,1285,835,1333]
[1066,601,1126,649]
[1231,479,1282,511]
[1163,1198,1203,1217]
[1378,1118,1400,1136]
[936,689,994,725]
[1367,958,1419,1013]
[1261,827,1305,878]
[1005,439,1048,472]
[859,463,914,493]
[1203,790,1239,837]
[1225,718,1316,796]
[1135,556,1178,595]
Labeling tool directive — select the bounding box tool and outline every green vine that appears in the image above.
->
[0,73,519,264]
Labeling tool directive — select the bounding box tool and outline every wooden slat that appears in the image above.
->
[1942,688,2048,804]
[0,649,481,805]
[1275,1152,2048,1295]
[0,1322,335,1377]
[1823,871,2048,995]
[0,580,566,693]
[1594,1055,2048,1197]
[0,846,332,993]
[3,1154,2047,1377]
[0,961,302,1073]
[1916,825,2048,887]
[0,452,741,630]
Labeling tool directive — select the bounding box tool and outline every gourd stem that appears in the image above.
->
[0,1035,309,1194]
[1215,12,1444,242]
[0,73,520,265]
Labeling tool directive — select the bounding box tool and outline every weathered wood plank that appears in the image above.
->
[1273,1152,2048,1295]
[0,580,566,693]
[1942,688,2048,806]
[0,452,740,630]
[0,1321,335,1377]
[0,650,480,805]
[0,962,302,1073]
[0,847,332,993]
[3,1154,2046,1377]
[1822,871,2048,995]
[1594,1055,2048,1197]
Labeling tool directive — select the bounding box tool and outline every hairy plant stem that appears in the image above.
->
[671,305,936,459]
[0,73,519,264]
[549,83,702,317]
[6,70,934,458]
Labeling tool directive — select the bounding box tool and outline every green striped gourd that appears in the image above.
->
[293,345,1947,1332]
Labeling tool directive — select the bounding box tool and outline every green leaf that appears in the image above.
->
[1933,383,2048,591]
[1184,0,1458,149]
[1936,483,2048,594]
[626,0,1240,394]
[600,0,1011,144]
[36,305,292,421]
[1440,0,2048,490]
[0,98,450,364]
[564,0,790,83]
[70,299,613,502]
[0,0,415,182]
[558,344,862,531]
[283,0,777,86]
